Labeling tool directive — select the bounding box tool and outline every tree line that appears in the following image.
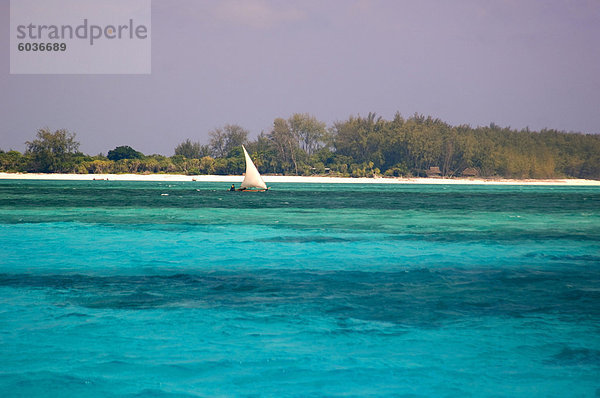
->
[1,112,599,179]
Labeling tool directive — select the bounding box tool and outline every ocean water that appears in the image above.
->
[0,180,599,397]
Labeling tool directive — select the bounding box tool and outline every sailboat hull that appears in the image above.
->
[236,188,269,192]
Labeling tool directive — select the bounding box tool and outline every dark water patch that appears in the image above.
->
[0,371,105,396]
[524,252,600,262]
[0,371,198,398]
[55,312,90,319]
[126,389,200,398]
[85,291,167,310]
[1,267,599,327]
[387,231,600,243]
[255,236,364,243]
[545,347,600,367]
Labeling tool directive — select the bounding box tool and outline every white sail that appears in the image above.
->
[240,145,267,190]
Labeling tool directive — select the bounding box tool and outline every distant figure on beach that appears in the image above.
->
[229,184,236,191]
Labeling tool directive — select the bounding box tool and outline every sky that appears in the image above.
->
[1,0,599,155]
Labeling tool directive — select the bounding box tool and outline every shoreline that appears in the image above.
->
[1,172,599,185]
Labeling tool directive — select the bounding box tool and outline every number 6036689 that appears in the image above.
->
[17,42,67,51]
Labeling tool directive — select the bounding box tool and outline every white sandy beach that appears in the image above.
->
[1,172,599,185]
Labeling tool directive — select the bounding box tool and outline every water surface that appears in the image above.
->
[1,181,599,397]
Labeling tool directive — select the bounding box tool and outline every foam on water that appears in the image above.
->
[0,181,599,397]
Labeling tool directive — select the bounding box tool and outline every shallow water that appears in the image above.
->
[0,181,599,397]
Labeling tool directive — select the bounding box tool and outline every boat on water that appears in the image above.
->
[236,145,268,191]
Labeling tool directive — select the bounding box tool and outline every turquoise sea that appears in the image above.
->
[0,180,599,397]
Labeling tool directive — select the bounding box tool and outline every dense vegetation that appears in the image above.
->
[1,113,599,179]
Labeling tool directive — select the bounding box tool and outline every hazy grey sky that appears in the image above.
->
[2,0,599,155]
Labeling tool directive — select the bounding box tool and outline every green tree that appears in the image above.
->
[333,113,386,169]
[199,156,216,174]
[288,113,327,155]
[0,150,25,172]
[107,145,144,161]
[245,133,278,174]
[209,124,249,157]
[225,146,246,174]
[174,139,210,158]
[85,159,113,174]
[268,118,301,174]
[25,128,80,172]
